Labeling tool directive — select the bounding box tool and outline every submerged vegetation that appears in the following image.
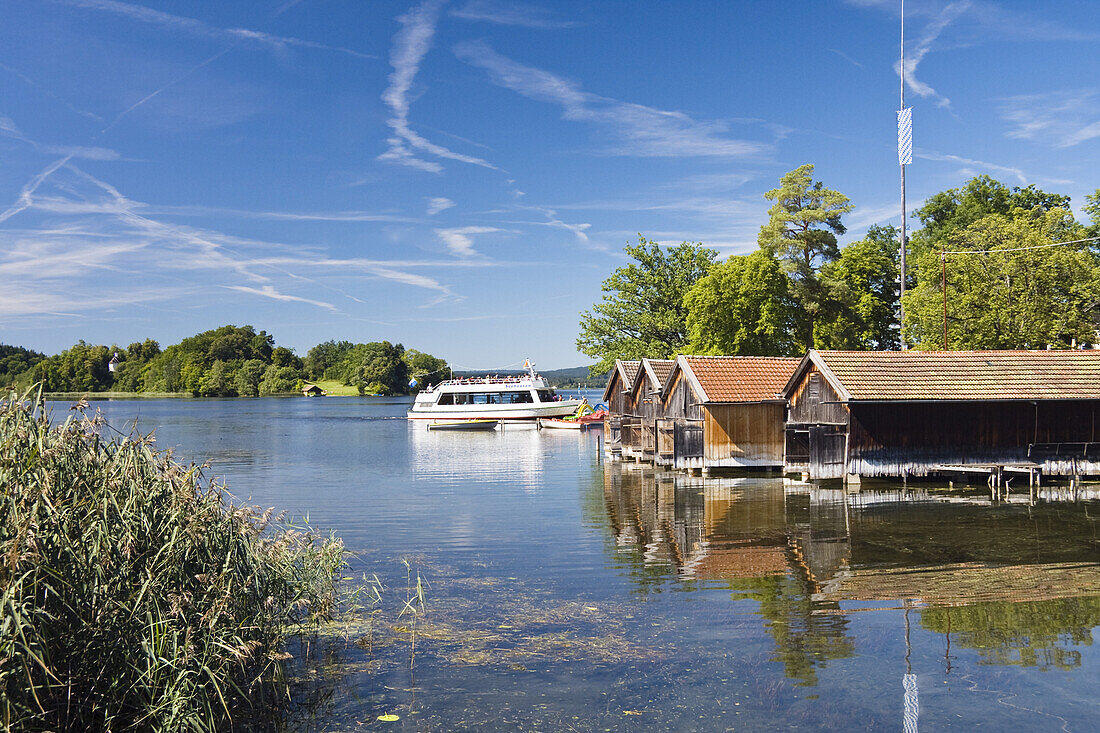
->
[0,388,344,731]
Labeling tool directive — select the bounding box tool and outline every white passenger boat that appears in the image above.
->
[407,362,583,425]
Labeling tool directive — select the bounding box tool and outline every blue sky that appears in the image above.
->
[1,0,1097,369]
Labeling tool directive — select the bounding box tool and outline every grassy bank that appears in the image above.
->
[307,380,371,396]
[41,391,192,399]
[0,388,344,731]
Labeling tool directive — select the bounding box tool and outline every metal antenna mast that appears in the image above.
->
[899,0,908,347]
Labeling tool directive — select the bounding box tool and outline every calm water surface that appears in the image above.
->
[63,395,1100,731]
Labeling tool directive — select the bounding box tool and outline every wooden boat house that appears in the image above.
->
[602,360,640,452]
[659,355,800,472]
[783,350,1100,481]
[622,359,674,461]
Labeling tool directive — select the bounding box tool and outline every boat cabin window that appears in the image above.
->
[536,389,556,402]
[503,391,533,404]
[436,393,455,405]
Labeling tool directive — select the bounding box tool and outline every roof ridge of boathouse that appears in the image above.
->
[784,348,1100,402]
[602,359,641,403]
[627,358,675,403]
[666,354,802,404]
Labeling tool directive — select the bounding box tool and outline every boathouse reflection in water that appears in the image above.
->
[602,464,1100,683]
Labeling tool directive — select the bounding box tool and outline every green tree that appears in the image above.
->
[1084,188,1100,239]
[817,225,900,349]
[404,349,449,387]
[578,236,717,374]
[758,164,854,348]
[347,341,408,395]
[271,346,302,370]
[684,249,798,355]
[259,365,300,395]
[0,345,46,387]
[199,360,233,397]
[30,341,114,392]
[304,340,354,381]
[235,359,267,397]
[913,176,1071,244]
[903,210,1100,349]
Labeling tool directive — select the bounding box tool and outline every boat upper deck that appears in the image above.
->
[420,375,551,392]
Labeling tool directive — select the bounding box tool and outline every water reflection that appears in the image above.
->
[602,464,1100,684]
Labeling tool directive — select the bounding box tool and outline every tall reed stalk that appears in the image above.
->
[0,387,344,731]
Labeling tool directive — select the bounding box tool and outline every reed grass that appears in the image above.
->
[0,387,344,731]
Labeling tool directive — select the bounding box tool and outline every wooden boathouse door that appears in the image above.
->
[809,425,846,480]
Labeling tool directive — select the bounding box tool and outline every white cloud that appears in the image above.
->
[43,145,122,160]
[916,151,1028,184]
[0,163,463,319]
[1000,90,1100,148]
[454,41,767,158]
[894,1,970,110]
[379,0,497,173]
[0,155,73,225]
[435,226,500,256]
[224,285,338,312]
[450,0,577,29]
[54,0,374,59]
[426,197,455,215]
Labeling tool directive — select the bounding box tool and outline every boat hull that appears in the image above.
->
[426,419,499,431]
[407,399,584,423]
[538,418,584,430]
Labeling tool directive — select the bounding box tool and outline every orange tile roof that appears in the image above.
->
[681,356,801,403]
[602,360,640,401]
[810,349,1100,401]
[628,359,675,402]
[647,359,674,387]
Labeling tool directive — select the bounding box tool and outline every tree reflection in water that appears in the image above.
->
[601,464,1100,684]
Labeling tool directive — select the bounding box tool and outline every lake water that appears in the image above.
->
[59,395,1100,731]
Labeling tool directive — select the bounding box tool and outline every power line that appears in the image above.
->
[941,234,1100,256]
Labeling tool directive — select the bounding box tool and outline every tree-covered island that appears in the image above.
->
[1,325,450,397]
[579,168,1100,372]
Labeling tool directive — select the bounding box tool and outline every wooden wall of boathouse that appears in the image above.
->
[662,369,787,471]
[846,400,1100,477]
[602,361,638,453]
[785,359,1100,479]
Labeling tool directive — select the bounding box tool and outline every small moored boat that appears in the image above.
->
[426,419,500,431]
[538,417,584,430]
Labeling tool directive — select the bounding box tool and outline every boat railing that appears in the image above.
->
[421,375,540,392]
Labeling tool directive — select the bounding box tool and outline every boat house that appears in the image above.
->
[602,360,640,453]
[783,349,1100,481]
[659,356,800,472]
[621,359,674,461]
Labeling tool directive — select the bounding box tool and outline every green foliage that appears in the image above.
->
[817,225,900,349]
[758,164,854,348]
[577,236,717,374]
[0,345,46,387]
[913,175,1072,246]
[404,349,449,386]
[304,340,354,382]
[921,597,1100,670]
[0,390,343,730]
[7,329,443,398]
[259,365,301,395]
[234,359,267,397]
[1085,188,1100,237]
[684,249,799,355]
[29,341,115,392]
[348,341,409,396]
[903,210,1100,349]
